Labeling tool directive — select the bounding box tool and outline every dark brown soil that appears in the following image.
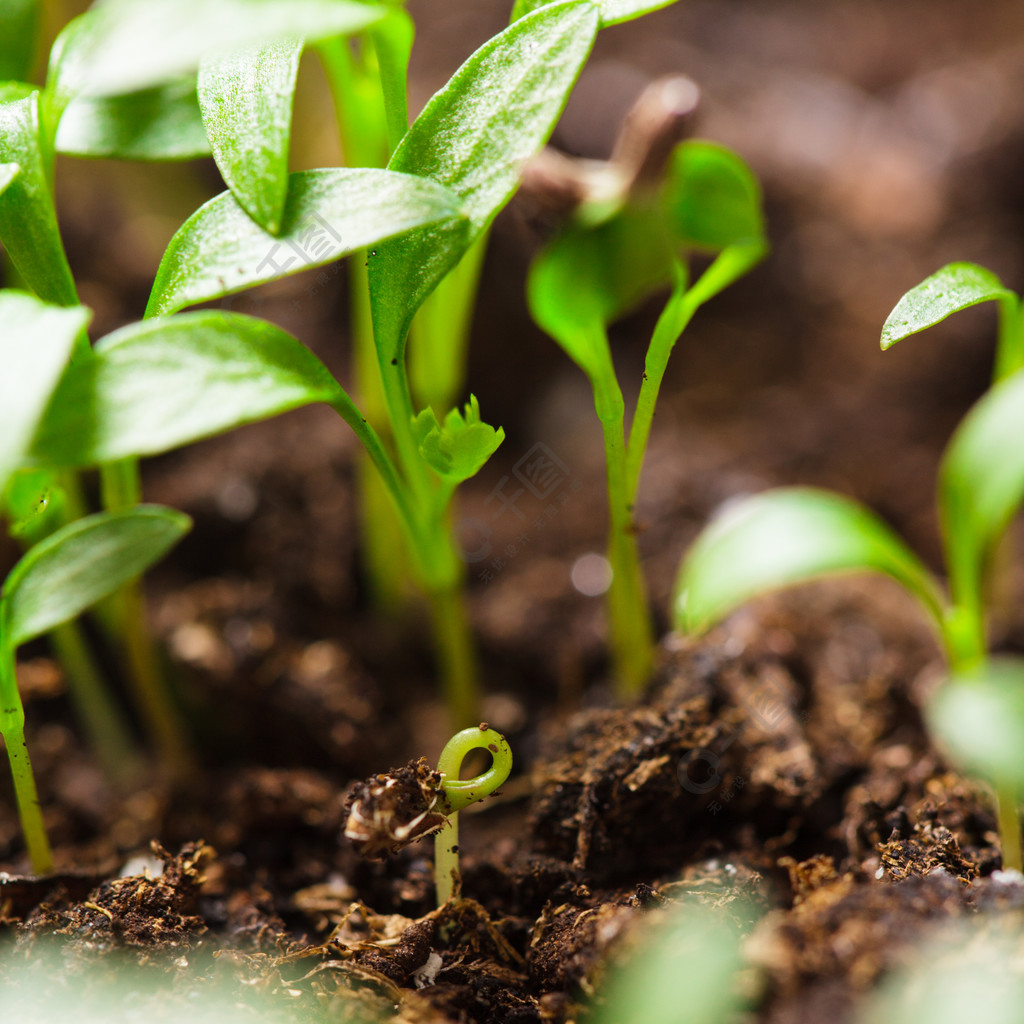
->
[5,0,1024,1021]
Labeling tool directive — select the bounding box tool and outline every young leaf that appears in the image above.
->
[0,92,77,306]
[0,0,39,81]
[67,0,384,97]
[511,0,678,28]
[927,659,1024,787]
[528,207,676,376]
[0,291,90,492]
[881,263,1012,351]
[56,79,211,161]
[674,487,945,636]
[369,0,599,368]
[146,168,467,316]
[413,396,504,484]
[1,506,191,648]
[939,368,1024,611]
[664,141,765,251]
[198,38,302,233]
[30,312,343,466]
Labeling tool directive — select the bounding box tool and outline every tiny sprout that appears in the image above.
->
[343,725,512,906]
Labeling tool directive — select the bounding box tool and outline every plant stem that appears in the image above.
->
[0,649,53,875]
[590,341,653,696]
[427,581,479,730]
[48,620,141,786]
[994,294,1024,384]
[434,809,461,905]
[996,778,1023,873]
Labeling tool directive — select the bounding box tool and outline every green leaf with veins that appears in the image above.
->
[674,487,946,637]
[65,0,384,97]
[413,396,505,484]
[664,141,765,251]
[146,168,466,316]
[1,506,191,648]
[56,79,211,160]
[0,291,90,493]
[0,0,40,81]
[31,312,344,466]
[511,0,678,28]
[939,369,1024,615]
[881,263,1013,351]
[0,93,77,305]
[198,38,302,233]
[369,0,599,368]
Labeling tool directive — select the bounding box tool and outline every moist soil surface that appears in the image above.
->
[5,0,1024,1021]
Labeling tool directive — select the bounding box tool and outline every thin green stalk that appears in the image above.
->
[591,338,654,696]
[426,581,479,730]
[48,620,141,786]
[0,650,53,874]
[996,778,1022,873]
[994,294,1024,384]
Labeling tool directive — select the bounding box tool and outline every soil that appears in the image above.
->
[5,0,1024,1021]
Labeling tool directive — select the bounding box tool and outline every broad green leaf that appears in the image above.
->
[881,263,1012,351]
[0,163,17,196]
[67,0,385,97]
[1,506,191,648]
[0,92,77,305]
[927,660,1024,786]
[528,207,676,375]
[369,1,599,368]
[511,0,678,28]
[592,902,745,1024]
[413,396,504,484]
[939,369,1024,615]
[0,0,40,81]
[146,168,466,316]
[57,79,211,160]
[0,291,90,492]
[674,487,945,635]
[664,141,765,251]
[31,312,343,466]
[198,38,302,233]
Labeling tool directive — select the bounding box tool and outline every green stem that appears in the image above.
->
[434,726,512,904]
[48,620,141,786]
[996,778,1023,873]
[427,581,479,731]
[0,646,53,875]
[994,294,1024,384]
[590,337,654,697]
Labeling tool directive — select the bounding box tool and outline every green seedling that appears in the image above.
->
[528,133,767,695]
[344,725,511,907]
[0,506,190,874]
[673,360,1024,870]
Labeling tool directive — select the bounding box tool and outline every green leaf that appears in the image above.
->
[413,396,504,484]
[664,141,765,251]
[146,168,466,316]
[67,0,385,97]
[369,0,599,367]
[0,163,17,196]
[0,0,40,81]
[1,467,64,540]
[198,38,302,233]
[527,206,676,375]
[674,487,945,636]
[0,291,90,492]
[881,262,1013,351]
[511,0,678,28]
[927,659,1024,786]
[56,79,211,161]
[31,311,343,466]
[1,506,191,648]
[939,369,1024,615]
[0,92,77,305]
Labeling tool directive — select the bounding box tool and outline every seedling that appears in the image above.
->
[344,725,512,906]
[528,121,767,695]
[674,340,1024,867]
